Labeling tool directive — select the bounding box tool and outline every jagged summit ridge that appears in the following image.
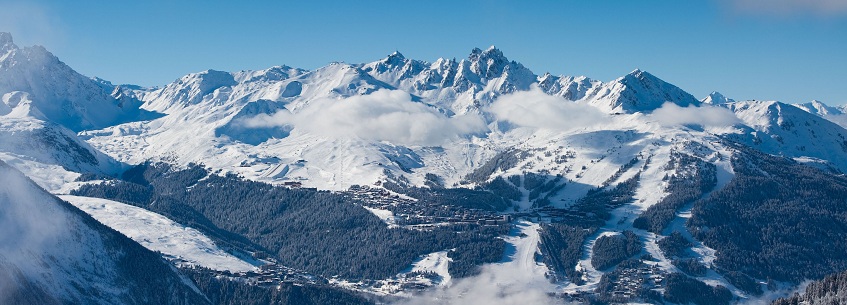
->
[106,44,702,119]
[467,45,521,80]
[361,47,699,114]
[0,32,155,132]
[362,45,537,96]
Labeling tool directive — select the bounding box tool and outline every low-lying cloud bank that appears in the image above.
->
[241,90,487,146]
[240,87,740,147]
[490,87,610,131]
[650,102,740,127]
[395,263,562,305]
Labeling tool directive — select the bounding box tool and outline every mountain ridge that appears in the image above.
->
[4,31,847,192]
[0,33,158,132]
[5,31,847,304]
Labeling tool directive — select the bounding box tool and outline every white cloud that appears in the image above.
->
[723,0,847,18]
[240,90,487,146]
[650,102,741,127]
[394,263,561,305]
[490,86,610,131]
[0,163,70,303]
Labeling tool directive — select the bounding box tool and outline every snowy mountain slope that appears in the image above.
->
[0,32,156,132]
[78,62,447,190]
[0,160,209,305]
[793,99,847,130]
[577,138,737,294]
[0,116,122,175]
[794,99,842,116]
[82,61,402,175]
[453,120,742,292]
[579,69,700,113]
[137,62,386,116]
[59,195,258,272]
[0,33,145,188]
[701,91,734,105]
[725,100,847,172]
[0,151,83,193]
[0,87,124,188]
[82,109,434,190]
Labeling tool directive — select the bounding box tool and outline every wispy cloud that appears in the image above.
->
[650,102,741,127]
[239,90,487,146]
[0,1,62,48]
[0,163,69,303]
[722,0,847,18]
[489,86,611,131]
[394,263,562,305]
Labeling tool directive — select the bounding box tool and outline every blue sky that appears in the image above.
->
[1,0,845,104]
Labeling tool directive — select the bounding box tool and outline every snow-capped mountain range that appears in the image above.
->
[71,43,847,193]
[2,30,846,196]
[3,31,847,303]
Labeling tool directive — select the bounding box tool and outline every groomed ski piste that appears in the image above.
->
[380,220,558,304]
[60,195,259,272]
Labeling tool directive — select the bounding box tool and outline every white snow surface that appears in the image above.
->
[728,100,847,172]
[495,221,551,282]
[0,152,81,193]
[794,99,847,130]
[60,195,257,272]
[410,251,452,286]
[363,206,399,228]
